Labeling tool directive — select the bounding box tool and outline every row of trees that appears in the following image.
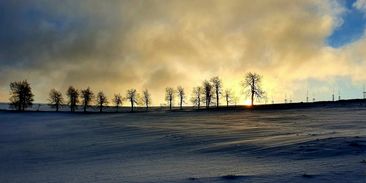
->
[50,87,152,112]
[165,76,227,110]
[165,73,264,109]
[8,72,265,112]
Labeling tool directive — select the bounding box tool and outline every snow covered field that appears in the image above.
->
[1,108,366,182]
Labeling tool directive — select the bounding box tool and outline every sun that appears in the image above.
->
[244,99,252,106]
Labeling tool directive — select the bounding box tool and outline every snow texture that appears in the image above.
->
[1,108,366,182]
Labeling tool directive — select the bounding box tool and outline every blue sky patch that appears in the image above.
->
[327,0,366,48]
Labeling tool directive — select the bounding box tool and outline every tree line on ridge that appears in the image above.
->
[8,72,264,112]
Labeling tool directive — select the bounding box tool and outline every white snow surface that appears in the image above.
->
[1,108,366,182]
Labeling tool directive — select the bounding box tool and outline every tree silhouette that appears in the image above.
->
[81,87,94,112]
[202,80,213,109]
[210,76,222,108]
[165,87,174,110]
[126,89,138,112]
[66,86,79,112]
[48,89,64,112]
[191,86,202,109]
[177,86,185,110]
[113,94,123,112]
[142,89,152,111]
[224,89,232,107]
[96,91,108,112]
[9,80,34,111]
[242,72,265,106]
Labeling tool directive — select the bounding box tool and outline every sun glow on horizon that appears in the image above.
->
[244,99,252,106]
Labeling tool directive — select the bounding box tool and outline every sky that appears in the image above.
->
[1,0,366,105]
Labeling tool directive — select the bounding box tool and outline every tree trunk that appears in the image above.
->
[251,80,255,106]
[84,103,87,112]
[198,97,200,109]
[169,98,172,110]
[251,91,254,106]
[56,104,59,112]
[100,104,102,112]
[180,97,183,110]
[216,89,219,108]
[131,100,134,112]
[208,97,211,109]
[21,96,24,111]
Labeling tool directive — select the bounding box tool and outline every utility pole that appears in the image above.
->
[306,89,309,103]
[363,85,366,99]
[332,89,335,102]
[284,94,287,104]
[271,96,274,104]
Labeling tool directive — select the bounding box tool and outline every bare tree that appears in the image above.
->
[202,80,213,109]
[9,80,34,111]
[48,89,63,112]
[66,86,79,112]
[165,87,175,110]
[242,72,265,106]
[177,86,185,110]
[224,89,232,107]
[191,86,202,109]
[113,94,123,112]
[142,89,152,111]
[96,91,108,112]
[210,76,222,108]
[81,87,94,112]
[126,89,138,112]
